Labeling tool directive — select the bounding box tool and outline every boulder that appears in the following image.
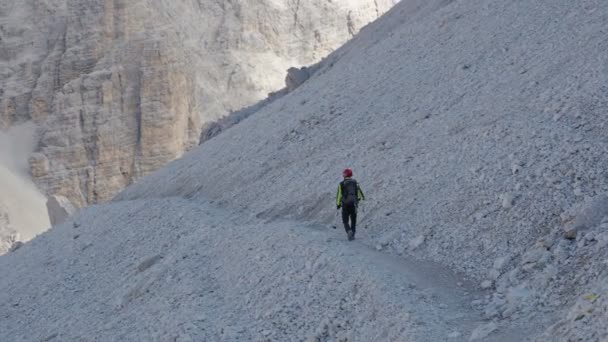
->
[46,195,77,226]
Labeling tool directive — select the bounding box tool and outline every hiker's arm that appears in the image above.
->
[336,184,342,208]
[357,184,365,201]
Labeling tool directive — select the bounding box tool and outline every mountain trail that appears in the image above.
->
[1,197,544,341]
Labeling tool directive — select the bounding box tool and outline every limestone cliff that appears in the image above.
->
[0,0,393,206]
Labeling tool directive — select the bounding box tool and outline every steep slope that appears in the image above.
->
[116,0,608,339]
[1,0,607,340]
[120,0,608,279]
[0,198,530,341]
[0,0,393,207]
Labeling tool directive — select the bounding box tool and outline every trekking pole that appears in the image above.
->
[332,209,338,229]
[359,203,370,240]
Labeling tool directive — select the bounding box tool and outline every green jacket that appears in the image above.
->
[336,177,365,207]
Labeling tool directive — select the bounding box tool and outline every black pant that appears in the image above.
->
[342,203,357,234]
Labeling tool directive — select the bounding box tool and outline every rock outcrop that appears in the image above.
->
[0,204,19,255]
[0,0,393,207]
[199,88,288,145]
[198,62,318,145]
[199,62,319,145]
[285,67,312,92]
[46,195,77,226]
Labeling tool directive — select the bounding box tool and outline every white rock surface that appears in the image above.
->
[0,199,528,341]
[1,0,608,340]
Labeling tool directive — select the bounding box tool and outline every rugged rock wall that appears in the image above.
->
[0,0,393,207]
[0,203,18,254]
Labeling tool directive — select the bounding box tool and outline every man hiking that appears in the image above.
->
[336,168,365,240]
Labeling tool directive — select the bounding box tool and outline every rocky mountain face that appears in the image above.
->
[0,0,393,207]
[0,203,18,254]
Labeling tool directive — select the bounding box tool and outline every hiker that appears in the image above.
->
[336,168,365,240]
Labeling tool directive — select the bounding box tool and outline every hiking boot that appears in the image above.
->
[347,230,354,241]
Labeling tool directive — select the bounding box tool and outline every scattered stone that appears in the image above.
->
[472,299,484,306]
[522,262,536,272]
[537,250,552,267]
[573,195,608,231]
[500,193,515,209]
[379,234,393,247]
[505,285,531,311]
[484,306,500,320]
[481,280,493,290]
[137,255,163,273]
[542,265,558,282]
[469,322,498,341]
[554,238,574,261]
[492,296,507,307]
[596,233,608,249]
[285,67,311,92]
[409,235,425,250]
[447,331,462,339]
[489,269,501,281]
[522,247,547,265]
[42,333,59,341]
[495,282,508,294]
[536,238,553,249]
[493,256,511,271]
[46,195,77,226]
[511,163,522,175]
[501,305,517,318]
[563,228,577,240]
[508,267,521,283]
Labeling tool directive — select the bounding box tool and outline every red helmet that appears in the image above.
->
[342,168,353,178]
